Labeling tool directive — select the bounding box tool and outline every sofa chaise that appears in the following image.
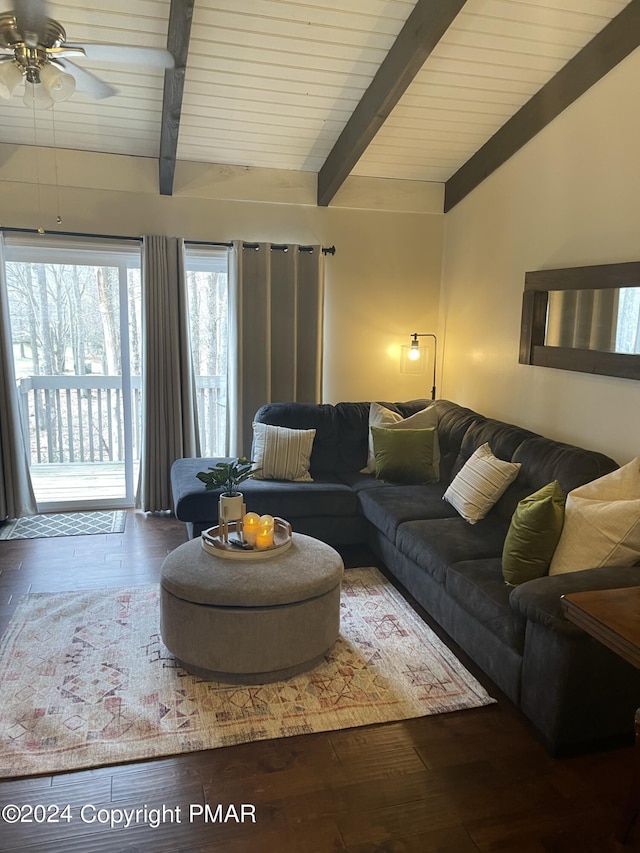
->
[171,399,640,753]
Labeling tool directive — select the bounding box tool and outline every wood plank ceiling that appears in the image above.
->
[0,0,637,210]
[0,0,171,156]
[355,0,634,184]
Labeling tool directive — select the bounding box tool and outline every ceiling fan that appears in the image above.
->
[0,0,174,107]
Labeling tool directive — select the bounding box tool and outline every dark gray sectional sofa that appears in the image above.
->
[171,398,640,753]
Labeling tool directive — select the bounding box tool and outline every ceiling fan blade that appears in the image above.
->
[65,42,174,69]
[48,45,86,59]
[57,58,117,99]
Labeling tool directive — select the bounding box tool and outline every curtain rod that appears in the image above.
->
[182,240,233,247]
[1,228,231,247]
[0,229,336,255]
[242,242,336,255]
[0,226,142,242]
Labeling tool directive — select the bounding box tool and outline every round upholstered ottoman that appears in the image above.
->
[160,533,344,684]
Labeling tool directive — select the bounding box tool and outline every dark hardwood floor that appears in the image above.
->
[0,510,638,852]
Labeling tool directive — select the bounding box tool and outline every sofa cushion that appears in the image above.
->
[446,559,526,651]
[443,443,521,524]
[251,422,315,482]
[432,400,481,482]
[236,477,359,522]
[339,470,391,493]
[447,417,539,520]
[253,402,338,476]
[451,417,539,479]
[549,458,640,575]
[362,402,439,474]
[335,399,432,473]
[502,480,566,587]
[358,482,456,543]
[172,456,224,519]
[511,436,618,505]
[371,426,439,485]
[361,402,403,473]
[510,564,640,635]
[395,515,509,585]
[172,458,358,522]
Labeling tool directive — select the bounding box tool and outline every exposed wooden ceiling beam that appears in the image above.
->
[316,0,468,207]
[159,0,195,196]
[444,0,640,212]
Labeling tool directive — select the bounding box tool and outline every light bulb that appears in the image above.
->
[40,63,76,102]
[23,80,54,110]
[408,343,421,361]
[0,62,23,99]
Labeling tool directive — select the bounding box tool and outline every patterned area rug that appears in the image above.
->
[0,511,127,540]
[0,567,495,778]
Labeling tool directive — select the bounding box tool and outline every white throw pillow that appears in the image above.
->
[549,457,640,575]
[443,443,521,524]
[251,422,316,482]
[361,402,439,475]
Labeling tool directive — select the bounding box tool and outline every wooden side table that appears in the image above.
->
[562,586,640,842]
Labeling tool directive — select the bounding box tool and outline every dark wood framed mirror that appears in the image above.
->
[519,261,640,380]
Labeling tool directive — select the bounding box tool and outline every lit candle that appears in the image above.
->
[256,514,275,549]
[243,512,260,547]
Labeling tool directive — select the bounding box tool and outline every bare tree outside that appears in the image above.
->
[185,252,229,456]
[616,287,640,354]
[5,257,141,471]
[3,241,229,503]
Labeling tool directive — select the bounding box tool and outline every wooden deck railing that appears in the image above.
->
[17,374,225,464]
[194,375,227,457]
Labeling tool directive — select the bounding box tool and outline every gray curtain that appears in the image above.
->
[547,289,618,351]
[0,235,37,519]
[228,242,324,456]
[136,236,200,512]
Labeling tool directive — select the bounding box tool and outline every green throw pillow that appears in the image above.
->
[502,480,566,586]
[371,426,438,485]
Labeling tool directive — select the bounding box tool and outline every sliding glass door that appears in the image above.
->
[3,235,141,511]
[184,244,229,456]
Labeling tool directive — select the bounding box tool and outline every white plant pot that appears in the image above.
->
[219,492,244,522]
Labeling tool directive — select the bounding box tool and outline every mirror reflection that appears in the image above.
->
[545,287,640,354]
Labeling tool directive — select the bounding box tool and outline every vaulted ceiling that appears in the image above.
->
[0,0,638,211]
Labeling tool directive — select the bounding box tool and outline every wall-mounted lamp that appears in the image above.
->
[400,332,437,400]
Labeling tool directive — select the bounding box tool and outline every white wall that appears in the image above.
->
[441,47,640,464]
[0,150,444,405]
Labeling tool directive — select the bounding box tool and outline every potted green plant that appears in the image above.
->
[196,457,258,522]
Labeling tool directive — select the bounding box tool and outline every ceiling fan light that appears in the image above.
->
[23,80,54,110]
[0,62,23,99]
[39,63,76,101]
